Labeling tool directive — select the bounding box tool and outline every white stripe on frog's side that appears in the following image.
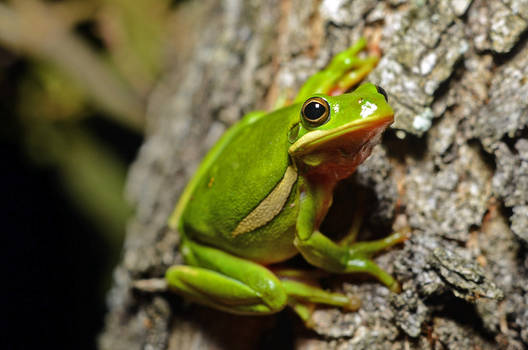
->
[232,166,298,237]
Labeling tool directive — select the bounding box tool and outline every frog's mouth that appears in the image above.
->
[289,113,393,178]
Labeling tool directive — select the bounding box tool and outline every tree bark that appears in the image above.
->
[99,1,528,349]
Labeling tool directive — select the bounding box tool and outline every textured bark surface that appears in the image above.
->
[99,1,528,349]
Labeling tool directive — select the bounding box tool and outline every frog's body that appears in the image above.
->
[165,38,407,323]
[176,104,299,264]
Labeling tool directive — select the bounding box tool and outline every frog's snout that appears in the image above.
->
[375,85,388,102]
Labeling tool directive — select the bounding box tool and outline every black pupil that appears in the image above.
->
[304,101,326,120]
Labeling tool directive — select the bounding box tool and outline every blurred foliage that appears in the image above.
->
[0,0,182,283]
[98,0,169,95]
[19,62,87,122]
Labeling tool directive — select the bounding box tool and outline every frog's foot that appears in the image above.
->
[288,297,358,328]
[295,230,406,293]
[294,37,380,103]
[335,207,409,291]
[347,229,410,258]
[165,239,287,315]
[281,278,360,326]
[344,253,402,293]
[341,230,409,293]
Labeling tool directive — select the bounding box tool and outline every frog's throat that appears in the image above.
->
[288,114,393,158]
[232,166,298,237]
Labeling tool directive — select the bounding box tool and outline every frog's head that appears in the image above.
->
[288,83,394,181]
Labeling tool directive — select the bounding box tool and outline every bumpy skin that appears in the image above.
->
[165,38,406,322]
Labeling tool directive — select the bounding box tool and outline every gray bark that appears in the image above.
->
[99,1,528,349]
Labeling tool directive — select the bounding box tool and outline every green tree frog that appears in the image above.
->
[165,38,406,323]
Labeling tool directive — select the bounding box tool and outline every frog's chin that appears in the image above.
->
[289,114,393,180]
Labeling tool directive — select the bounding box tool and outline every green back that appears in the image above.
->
[180,104,299,242]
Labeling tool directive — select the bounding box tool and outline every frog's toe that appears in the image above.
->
[389,280,401,293]
[344,295,361,311]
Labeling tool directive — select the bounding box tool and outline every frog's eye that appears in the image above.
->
[301,97,330,127]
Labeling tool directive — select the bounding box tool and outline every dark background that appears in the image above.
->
[0,1,185,347]
[1,54,142,350]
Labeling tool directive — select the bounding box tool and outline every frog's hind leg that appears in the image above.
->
[165,239,287,314]
[294,38,380,103]
[273,269,360,324]
[282,278,359,308]
[283,279,360,325]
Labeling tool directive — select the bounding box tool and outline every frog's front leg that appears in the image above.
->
[294,37,379,103]
[165,238,287,314]
[294,184,403,293]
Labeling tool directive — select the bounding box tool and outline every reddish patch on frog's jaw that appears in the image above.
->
[293,114,393,184]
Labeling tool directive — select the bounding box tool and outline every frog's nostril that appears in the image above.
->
[375,85,389,102]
